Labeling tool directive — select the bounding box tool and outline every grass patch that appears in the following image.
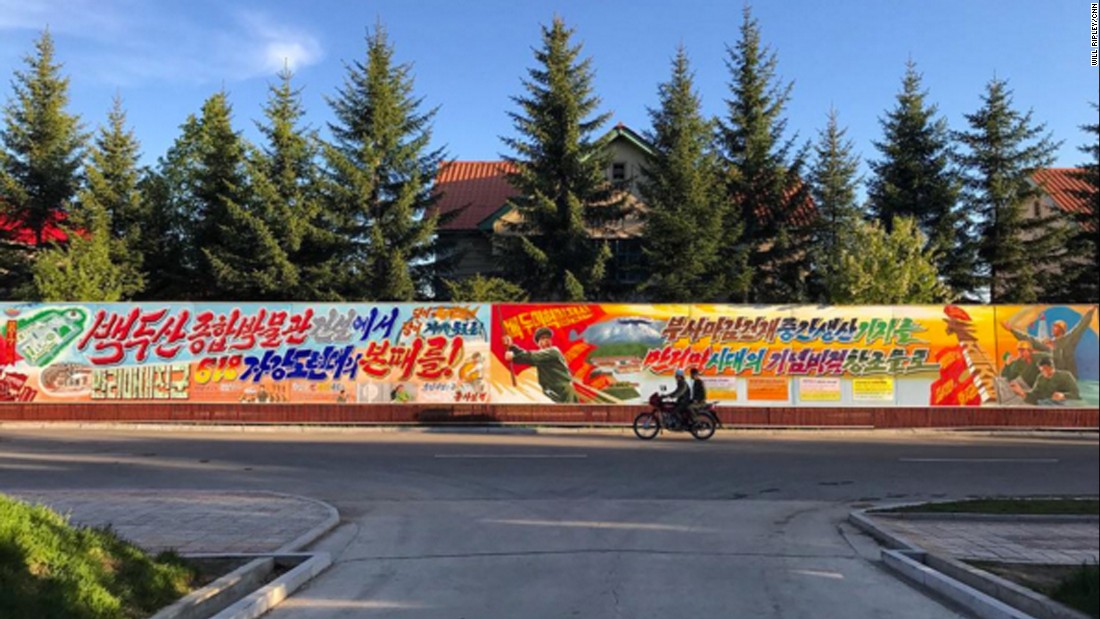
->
[970,561,1099,618]
[1050,563,1099,618]
[0,493,199,619]
[883,497,1099,516]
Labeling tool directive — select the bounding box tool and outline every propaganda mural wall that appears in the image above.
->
[2,302,1097,409]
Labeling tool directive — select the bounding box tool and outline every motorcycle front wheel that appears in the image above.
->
[633,412,660,440]
[690,414,716,441]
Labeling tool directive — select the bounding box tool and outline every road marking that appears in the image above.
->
[434,454,588,459]
[484,518,710,532]
[792,569,845,580]
[898,458,1059,463]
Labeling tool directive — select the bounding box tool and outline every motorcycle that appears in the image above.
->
[633,390,718,441]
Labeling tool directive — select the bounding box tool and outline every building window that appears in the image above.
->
[611,162,626,181]
[608,238,643,284]
[1032,200,1041,218]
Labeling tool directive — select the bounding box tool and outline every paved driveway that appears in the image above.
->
[2,428,1096,617]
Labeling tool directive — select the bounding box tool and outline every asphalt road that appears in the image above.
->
[2,427,1097,618]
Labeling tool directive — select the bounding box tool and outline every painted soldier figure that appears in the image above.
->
[503,327,578,403]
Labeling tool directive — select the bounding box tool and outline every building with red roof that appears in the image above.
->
[433,124,655,289]
[0,207,71,247]
[433,124,816,294]
[1029,168,1095,231]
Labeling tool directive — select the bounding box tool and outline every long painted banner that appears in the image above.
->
[1,303,1097,408]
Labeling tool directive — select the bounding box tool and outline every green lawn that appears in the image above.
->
[972,561,1099,619]
[0,493,198,619]
[1051,563,1099,618]
[883,498,1099,516]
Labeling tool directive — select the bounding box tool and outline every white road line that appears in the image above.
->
[898,458,1059,463]
[484,518,710,532]
[433,454,588,459]
[791,569,846,580]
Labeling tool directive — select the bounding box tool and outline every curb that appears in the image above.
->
[209,553,332,619]
[848,508,921,551]
[850,507,1095,619]
[868,512,1099,524]
[883,549,1034,619]
[209,551,330,619]
[262,492,341,553]
[150,558,273,619]
[924,554,1094,619]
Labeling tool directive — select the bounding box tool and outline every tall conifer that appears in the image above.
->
[717,7,811,303]
[868,61,974,297]
[252,68,335,300]
[500,17,617,301]
[0,31,86,297]
[196,93,297,299]
[809,108,862,302]
[78,96,145,298]
[1061,104,1099,303]
[640,46,733,302]
[138,117,201,299]
[955,78,1062,303]
[147,94,296,300]
[323,24,444,301]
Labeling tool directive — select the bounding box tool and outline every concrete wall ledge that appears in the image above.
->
[1,404,1097,428]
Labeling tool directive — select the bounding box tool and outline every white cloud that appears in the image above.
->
[0,1,323,85]
[238,10,324,74]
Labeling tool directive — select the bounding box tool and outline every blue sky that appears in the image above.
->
[1,0,1097,180]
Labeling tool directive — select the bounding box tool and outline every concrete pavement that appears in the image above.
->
[870,514,1100,565]
[263,499,968,619]
[2,428,1097,618]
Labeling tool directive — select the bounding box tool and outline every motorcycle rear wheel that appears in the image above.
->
[633,412,660,440]
[690,415,716,441]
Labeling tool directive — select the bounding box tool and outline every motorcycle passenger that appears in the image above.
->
[668,369,692,427]
[689,367,707,413]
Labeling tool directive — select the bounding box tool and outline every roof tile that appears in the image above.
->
[433,161,519,231]
[0,207,70,246]
[1032,168,1093,217]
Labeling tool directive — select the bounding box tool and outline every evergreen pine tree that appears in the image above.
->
[500,17,617,301]
[194,93,297,300]
[1062,103,1099,303]
[76,96,146,298]
[146,94,296,300]
[867,60,973,297]
[31,96,144,302]
[251,67,336,300]
[138,117,202,299]
[717,6,811,303]
[0,30,86,297]
[640,46,734,302]
[322,24,445,301]
[442,274,529,302]
[955,78,1062,304]
[808,108,862,303]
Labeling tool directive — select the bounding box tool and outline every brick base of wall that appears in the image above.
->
[0,404,1096,428]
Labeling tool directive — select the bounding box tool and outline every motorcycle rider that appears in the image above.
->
[668,368,692,427]
[689,367,707,411]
